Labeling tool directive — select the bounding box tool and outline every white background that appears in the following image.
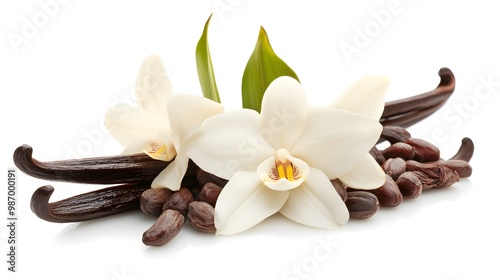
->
[1,0,499,279]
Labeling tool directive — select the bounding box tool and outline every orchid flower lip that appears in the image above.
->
[256,149,310,192]
[143,139,176,161]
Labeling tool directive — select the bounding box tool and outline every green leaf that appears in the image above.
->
[242,26,300,112]
[196,14,221,103]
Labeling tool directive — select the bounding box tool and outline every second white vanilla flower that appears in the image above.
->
[105,54,223,191]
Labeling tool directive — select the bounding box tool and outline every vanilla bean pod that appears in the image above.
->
[379,67,455,128]
[31,183,150,223]
[449,137,474,162]
[14,145,169,184]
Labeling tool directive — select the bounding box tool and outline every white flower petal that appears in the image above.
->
[291,107,382,178]
[105,105,169,147]
[338,154,386,190]
[135,54,173,118]
[330,75,390,120]
[215,171,289,235]
[166,94,224,147]
[121,140,151,155]
[256,155,276,181]
[279,168,349,229]
[151,151,189,191]
[184,109,275,179]
[260,76,308,150]
[264,178,304,192]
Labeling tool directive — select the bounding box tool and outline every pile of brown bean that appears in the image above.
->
[343,126,473,219]
[140,162,227,246]
[139,125,474,246]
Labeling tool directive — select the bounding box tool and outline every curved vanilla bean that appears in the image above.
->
[381,101,446,128]
[14,145,169,184]
[449,137,474,162]
[380,67,455,127]
[31,183,150,223]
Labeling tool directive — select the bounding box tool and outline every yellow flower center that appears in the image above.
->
[144,140,176,161]
[269,149,300,182]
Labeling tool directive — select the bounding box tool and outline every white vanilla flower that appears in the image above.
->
[180,76,389,235]
[105,54,223,190]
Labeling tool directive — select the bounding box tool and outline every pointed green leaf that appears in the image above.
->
[196,14,221,103]
[242,27,300,112]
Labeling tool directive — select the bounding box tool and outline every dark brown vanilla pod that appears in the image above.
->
[14,145,169,184]
[449,137,474,162]
[379,67,455,128]
[31,183,150,223]
[441,160,472,178]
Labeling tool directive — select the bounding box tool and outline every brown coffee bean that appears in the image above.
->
[330,179,347,202]
[197,183,222,207]
[140,188,173,217]
[404,138,440,162]
[196,168,213,188]
[382,142,415,160]
[189,185,202,201]
[369,174,403,207]
[396,172,423,199]
[381,126,411,144]
[162,187,194,216]
[345,191,379,219]
[188,201,215,233]
[369,146,386,165]
[382,157,406,180]
[196,168,228,188]
[142,209,184,246]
